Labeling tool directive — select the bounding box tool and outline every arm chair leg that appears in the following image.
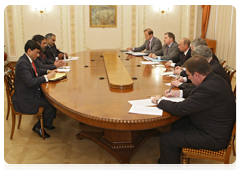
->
[233,136,236,156]
[39,114,45,140]
[182,153,187,164]
[18,115,22,129]
[10,113,16,139]
[6,97,10,120]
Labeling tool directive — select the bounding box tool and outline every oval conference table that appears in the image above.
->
[41,49,181,163]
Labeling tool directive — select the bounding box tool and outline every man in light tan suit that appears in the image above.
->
[126,28,162,54]
[149,32,179,60]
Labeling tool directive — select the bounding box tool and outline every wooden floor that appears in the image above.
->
[4,78,236,165]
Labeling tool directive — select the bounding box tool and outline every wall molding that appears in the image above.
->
[6,5,16,56]
[189,5,195,41]
[70,5,76,53]
[121,5,124,49]
[143,5,146,42]
[59,5,64,51]
[82,5,87,50]
[179,5,183,40]
[20,5,25,46]
[131,5,136,47]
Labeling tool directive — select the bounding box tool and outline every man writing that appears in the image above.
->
[148,32,179,60]
[32,34,65,69]
[126,28,162,54]
[12,40,57,138]
[152,55,235,164]
[45,33,68,61]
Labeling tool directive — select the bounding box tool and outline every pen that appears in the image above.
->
[168,85,174,93]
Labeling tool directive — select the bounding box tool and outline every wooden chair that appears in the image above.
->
[219,59,226,67]
[203,38,217,54]
[4,60,15,120]
[4,69,45,140]
[224,65,236,82]
[181,122,236,164]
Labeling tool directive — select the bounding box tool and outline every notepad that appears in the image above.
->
[128,99,157,107]
[131,52,149,56]
[63,57,79,61]
[57,68,71,72]
[140,61,160,65]
[49,73,67,81]
[129,105,163,116]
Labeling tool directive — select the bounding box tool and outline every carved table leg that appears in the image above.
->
[76,129,159,163]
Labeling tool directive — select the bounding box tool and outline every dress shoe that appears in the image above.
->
[32,124,50,138]
[44,125,55,130]
[157,158,161,164]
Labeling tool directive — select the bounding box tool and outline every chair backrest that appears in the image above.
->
[219,59,226,67]
[4,60,15,78]
[224,65,236,82]
[4,69,15,101]
[203,38,217,54]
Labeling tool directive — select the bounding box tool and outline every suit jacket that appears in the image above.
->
[44,44,63,62]
[179,58,231,89]
[34,52,57,70]
[154,41,180,60]
[171,48,192,67]
[12,54,48,114]
[212,53,219,62]
[133,36,162,54]
[158,72,235,144]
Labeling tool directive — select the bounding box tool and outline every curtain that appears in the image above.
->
[200,5,211,38]
[205,5,217,39]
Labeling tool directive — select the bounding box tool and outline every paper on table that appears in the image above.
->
[160,96,185,102]
[149,58,168,62]
[58,66,70,69]
[63,57,79,61]
[160,71,174,75]
[129,105,163,116]
[140,61,159,65]
[128,98,157,106]
[49,73,67,81]
[165,83,171,86]
[131,52,148,56]
[143,56,150,60]
[57,68,71,72]
[156,65,165,67]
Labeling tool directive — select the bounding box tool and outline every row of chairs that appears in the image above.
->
[4,60,45,140]
[181,58,236,164]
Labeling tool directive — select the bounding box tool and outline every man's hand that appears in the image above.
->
[151,54,157,59]
[54,60,66,68]
[126,47,133,51]
[151,95,162,104]
[171,80,181,87]
[164,90,180,97]
[165,61,172,67]
[175,76,184,82]
[46,69,58,79]
[148,53,153,58]
[58,53,64,60]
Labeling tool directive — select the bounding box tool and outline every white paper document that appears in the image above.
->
[128,99,157,107]
[57,68,71,72]
[129,105,163,116]
[165,83,171,86]
[131,52,149,56]
[160,71,174,76]
[140,61,159,65]
[160,97,185,102]
[63,57,79,61]
[58,66,70,69]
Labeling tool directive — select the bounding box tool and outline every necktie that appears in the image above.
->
[32,61,38,77]
[183,54,186,61]
[147,41,151,50]
[166,46,169,55]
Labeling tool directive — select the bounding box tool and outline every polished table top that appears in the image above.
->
[41,49,180,131]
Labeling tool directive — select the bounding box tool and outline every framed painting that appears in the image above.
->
[90,5,117,27]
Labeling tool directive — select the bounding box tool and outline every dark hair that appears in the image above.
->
[144,28,153,35]
[32,34,45,44]
[24,40,41,52]
[164,32,175,41]
[184,55,212,76]
[45,33,55,40]
[182,38,191,47]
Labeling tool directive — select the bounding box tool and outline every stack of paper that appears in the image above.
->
[160,71,174,76]
[58,66,70,69]
[57,68,71,72]
[149,58,168,62]
[129,106,163,116]
[63,57,79,61]
[140,61,159,65]
[131,52,148,56]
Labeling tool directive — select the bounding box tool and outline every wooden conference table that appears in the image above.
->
[41,49,180,163]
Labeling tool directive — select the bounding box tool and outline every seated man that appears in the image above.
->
[152,55,236,164]
[12,40,57,138]
[45,33,68,61]
[165,38,191,75]
[171,45,231,89]
[148,32,179,60]
[126,28,162,54]
[32,34,65,69]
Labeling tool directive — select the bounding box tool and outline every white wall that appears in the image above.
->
[4,5,194,61]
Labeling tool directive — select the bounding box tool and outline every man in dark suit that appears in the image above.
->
[44,33,68,61]
[12,40,57,138]
[152,55,235,164]
[165,38,192,74]
[148,32,179,60]
[32,34,65,70]
[126,28,162,54]
[171,45,231,89]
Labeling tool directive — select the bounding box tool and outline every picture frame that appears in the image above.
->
[90,5,117,27]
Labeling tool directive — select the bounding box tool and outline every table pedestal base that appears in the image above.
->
[76,129,160,163]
